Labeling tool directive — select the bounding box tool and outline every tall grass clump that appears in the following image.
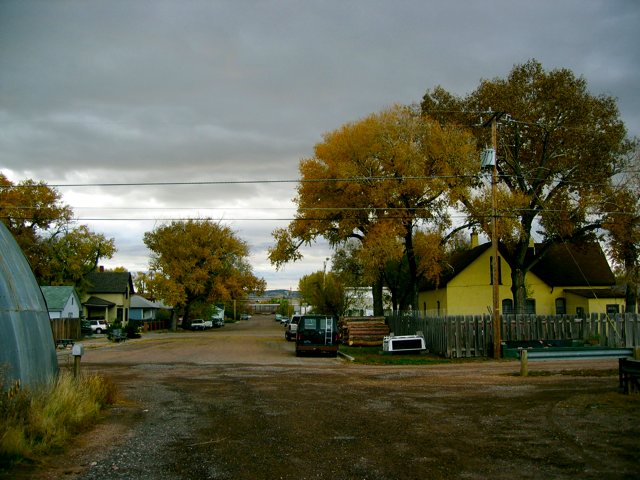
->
[0,372,118,468]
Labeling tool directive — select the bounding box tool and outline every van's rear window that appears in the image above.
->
[303,318,318,329]
[301,317,334,330]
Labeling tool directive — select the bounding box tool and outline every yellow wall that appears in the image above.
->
[82,291,131,324]
[419,248,617,316]
[564,292,625,316]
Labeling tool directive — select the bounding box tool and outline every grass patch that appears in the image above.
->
[0,372,118,469]
[339,346,454,365]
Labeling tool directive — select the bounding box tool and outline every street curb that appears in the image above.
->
[338,350,354,362]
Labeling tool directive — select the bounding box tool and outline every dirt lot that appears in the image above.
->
[11,315,640,479]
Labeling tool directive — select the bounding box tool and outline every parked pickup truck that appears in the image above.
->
[211,317,225,328]
[285,314,302,341]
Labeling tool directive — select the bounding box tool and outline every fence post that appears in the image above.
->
[520,350,528,377]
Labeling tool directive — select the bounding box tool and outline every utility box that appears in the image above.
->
[481,148,495,168]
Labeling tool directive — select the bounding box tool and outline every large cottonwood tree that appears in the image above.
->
[144,219,265,327]
[422,60,635,314]
[268,104,477,313]
[603,149,640,312]
[0,173,116,286]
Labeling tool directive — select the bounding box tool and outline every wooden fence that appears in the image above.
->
[50,317,81,341]
[386,313,640,358]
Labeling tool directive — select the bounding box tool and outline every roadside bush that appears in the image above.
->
[0,372,118,468]
[123,322,141,339]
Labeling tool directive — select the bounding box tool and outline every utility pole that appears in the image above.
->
[491,115,501,358]
[483,111,503,358]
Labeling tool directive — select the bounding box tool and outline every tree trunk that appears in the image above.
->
[170,310,177,332]
[372,277,384,316]
[624,254,637,314]
[510,267,527,315]
[183,302,192,328]
[625,283,637,314]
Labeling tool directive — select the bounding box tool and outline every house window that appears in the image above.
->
[525,299,536,315]
[490,256,502,285]
[502,299,514,314]
[555,298,566,315]
[606,304,620,315]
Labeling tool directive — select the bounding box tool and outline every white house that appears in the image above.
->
[40,286,81,319]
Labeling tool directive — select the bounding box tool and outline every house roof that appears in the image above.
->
[130,294,163,309]
[529,242,615,287]
[83,295,116,307]
[40,286,78,311]
[86,271,134,294]
[426,241,615,290]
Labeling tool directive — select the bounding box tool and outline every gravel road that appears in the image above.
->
[9,316,640,480]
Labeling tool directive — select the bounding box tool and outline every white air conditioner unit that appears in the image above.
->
[383,333,426,353]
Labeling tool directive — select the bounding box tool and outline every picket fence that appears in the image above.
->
[386,313,640,358]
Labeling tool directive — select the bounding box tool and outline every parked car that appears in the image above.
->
[295,315,339,357]
[280,315,291,326]
[203,319,213,329]
[285,314,302,341]
[81,319,93,335]
[240,314,251,320]
[190,319,206,330]
[88,319,109,334]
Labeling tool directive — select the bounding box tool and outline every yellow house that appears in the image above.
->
[419,241,625,317]
[82,270,134,324]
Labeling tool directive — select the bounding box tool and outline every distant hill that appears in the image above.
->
[249,289,300,301]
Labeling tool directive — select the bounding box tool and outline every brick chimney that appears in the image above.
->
[470,230,479,248]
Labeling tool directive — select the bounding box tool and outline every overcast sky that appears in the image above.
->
[1,0,638,290]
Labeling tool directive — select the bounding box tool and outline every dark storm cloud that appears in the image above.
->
[1,0,638,288]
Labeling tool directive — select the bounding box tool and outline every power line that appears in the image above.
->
[3,171,634,191]
[7,175,479,188]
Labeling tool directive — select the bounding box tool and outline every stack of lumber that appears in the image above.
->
[339,316,389,346]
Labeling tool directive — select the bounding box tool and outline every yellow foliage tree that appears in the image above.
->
[269,104,478,312]
[0,174,116,286]
[422,60,635,313]
[144,219,265,327]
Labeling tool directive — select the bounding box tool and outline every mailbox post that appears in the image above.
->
[71,343,84,378]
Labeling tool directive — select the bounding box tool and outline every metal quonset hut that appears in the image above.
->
[0,222,58,390]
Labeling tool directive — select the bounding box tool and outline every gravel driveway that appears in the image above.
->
[10,316,640,480]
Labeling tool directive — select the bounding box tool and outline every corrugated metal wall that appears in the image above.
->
[0,223,58,389]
